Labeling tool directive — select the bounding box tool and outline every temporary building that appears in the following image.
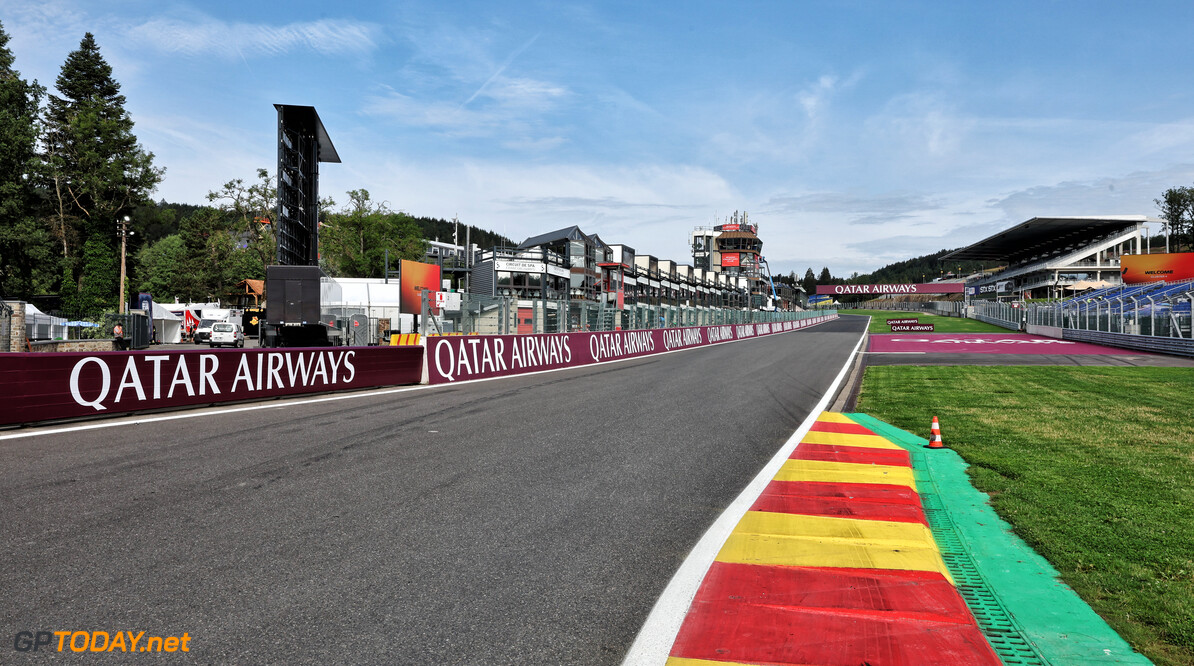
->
[149,302,183,343]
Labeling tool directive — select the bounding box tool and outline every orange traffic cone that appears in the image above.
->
[926,416,945,449]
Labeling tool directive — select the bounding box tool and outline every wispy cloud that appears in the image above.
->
[126,17,381,58]
[762,191,939,215]
[502,195,704,211]
[362,78,568,142]
[846,234,957,259]
[460,32,541,108]
[985,167,1193,223]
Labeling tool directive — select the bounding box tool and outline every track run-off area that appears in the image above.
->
[1,318,864,664]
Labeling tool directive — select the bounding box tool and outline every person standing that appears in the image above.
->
[113,322,126,351]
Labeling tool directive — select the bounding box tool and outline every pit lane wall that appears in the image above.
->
[0,346,425,427]
[426,315,837,384]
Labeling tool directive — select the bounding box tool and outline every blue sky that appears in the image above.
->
[5,0,1194,277]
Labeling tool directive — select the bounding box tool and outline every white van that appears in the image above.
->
[193,318,218,344]
[209,322,244,348]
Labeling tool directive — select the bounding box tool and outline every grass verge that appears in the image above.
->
[838,308,1010,334]
[857,366,1194,666]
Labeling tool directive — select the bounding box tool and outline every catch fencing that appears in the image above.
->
[833,301,966,317]
[971,296,1194,357]
[420,292,823,336]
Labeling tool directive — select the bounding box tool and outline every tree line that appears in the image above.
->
[1155,186,1194,253]
[0,24,514,319]
[790,250,990,302]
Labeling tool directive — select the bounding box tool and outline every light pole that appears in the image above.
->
[118,215,133,314]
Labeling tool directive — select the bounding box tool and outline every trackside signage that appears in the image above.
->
[0,347,424,426]
[816,283,965,295]
[426,316,836,384]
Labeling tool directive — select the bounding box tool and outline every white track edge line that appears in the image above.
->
[620,325,867,665]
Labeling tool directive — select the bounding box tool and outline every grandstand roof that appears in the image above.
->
[943,216,1150,264]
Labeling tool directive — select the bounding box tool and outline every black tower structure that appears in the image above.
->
[274,104,340,266]
[263,105,340,347]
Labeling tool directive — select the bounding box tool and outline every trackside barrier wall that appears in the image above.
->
[1,314,838,426]
[426,315,838,384]
[1061,328,1194,357]
[0,346,425,426]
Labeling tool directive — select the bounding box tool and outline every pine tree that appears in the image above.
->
[0,21,49,299]
[802,267,816,294]
[41,32,163,316]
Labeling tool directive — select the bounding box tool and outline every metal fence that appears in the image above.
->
[421,292,829,336]
[973,292,1194,339]
[970,297,1194,357]
[299,295,832,346]
[0,301,12,351]
[833,301,966,317]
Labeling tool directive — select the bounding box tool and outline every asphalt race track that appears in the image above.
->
[2,318,865,664]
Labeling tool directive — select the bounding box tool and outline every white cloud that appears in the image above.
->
[484,77,568,110]
[328,158,736,259]
[762,191,940,217]
[125,16,381,59]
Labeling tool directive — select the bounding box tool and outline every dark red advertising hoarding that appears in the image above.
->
[426,316,835,384]
[0,346,424,426]
[816,283,965,295]
[721,253,740,267]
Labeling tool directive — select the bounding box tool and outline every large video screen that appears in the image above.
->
[1121,252,1194,283]
[400,259,442,315]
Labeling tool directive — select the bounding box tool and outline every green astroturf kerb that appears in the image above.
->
[849,413,1153,666]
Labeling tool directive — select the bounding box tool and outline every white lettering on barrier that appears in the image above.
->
[590,331,654,362]
[169,356,194,398]
[436,335,568,382]
[69,357,111,411]
[662,328,704,351]
[68,351,358,411]
[707,325,736,343]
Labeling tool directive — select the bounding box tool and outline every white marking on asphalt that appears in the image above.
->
[620,325,868,665]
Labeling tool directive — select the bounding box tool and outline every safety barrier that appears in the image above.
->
[426,316,838,384]
[2,314,840,426]
[0,346,425,427]
[1061,328,1194,357]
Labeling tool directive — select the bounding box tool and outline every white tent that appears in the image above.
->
[24,303,67,341]
[150,302,183,343]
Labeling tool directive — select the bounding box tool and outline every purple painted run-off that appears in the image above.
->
[869,333,1144,355]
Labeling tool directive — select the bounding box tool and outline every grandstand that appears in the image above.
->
[944,216,1155,300]
[1049,278,1194,337]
